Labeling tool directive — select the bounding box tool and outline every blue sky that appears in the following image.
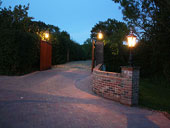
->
[2,0,123,44]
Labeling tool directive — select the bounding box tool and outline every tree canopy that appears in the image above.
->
[112,0,170,80]
[0,3,87,75]
[91,19,129,72]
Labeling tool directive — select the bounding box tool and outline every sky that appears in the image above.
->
[2,0,123,44]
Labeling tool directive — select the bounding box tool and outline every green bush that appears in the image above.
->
[52,40,67,65]
[104,43,128,72]
[0,29,40,75]
[0,4,89,75]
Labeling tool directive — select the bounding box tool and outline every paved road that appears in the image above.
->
[0,60,169,128]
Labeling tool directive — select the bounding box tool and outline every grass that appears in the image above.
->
[139,78,170,113]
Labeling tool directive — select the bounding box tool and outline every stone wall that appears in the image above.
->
[92,64,140,106]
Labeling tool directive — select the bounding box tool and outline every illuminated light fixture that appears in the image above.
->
[91,31,104,72]
[97,31,103,40]
[44,31,49,41]
[127,31,137,47]
[127,30,137,66]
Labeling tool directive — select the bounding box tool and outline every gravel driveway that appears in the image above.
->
[0,60,169,128]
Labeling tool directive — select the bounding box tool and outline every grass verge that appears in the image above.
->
[139,78,170,114]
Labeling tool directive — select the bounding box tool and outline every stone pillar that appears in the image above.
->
[95,41,104,65]
[121,66,140,105]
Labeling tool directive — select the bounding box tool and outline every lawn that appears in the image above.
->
[139,78,170,113]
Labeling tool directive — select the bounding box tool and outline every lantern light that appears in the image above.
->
[44,31,49,41]
[127,30,137,66]
[97,31,103,40]
[127,31,137,47]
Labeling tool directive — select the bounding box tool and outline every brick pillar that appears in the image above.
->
[95,41,104,65]
[121,66,140,105]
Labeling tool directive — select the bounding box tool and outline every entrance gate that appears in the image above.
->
[40,41,52,71]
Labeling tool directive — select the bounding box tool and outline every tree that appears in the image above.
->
[91,19,128,54]
[81,38,92,59]
[0,2,87,75]
[91,19,129,72]
[0,4,33,31]
[112,0,170,79]
[0,4,39,75]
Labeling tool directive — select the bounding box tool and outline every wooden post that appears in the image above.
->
[91,40,95,72]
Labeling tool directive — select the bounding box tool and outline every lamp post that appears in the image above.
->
[127,30,137,66]
[91,31,104,72]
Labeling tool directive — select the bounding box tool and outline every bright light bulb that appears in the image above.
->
[98,32,103,40]
[127,36,136,47]
[45,33,49,39]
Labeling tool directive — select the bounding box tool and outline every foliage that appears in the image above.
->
[104,43,128,72]
[0,4,33,31]
[0,3,87,75]
[0,4,40,75]
[81,38,92,60]
[52,31,86,64]
[91,19,129,72]
[0,29,39,75]
[112,0,170,80]
[70,40,86,61]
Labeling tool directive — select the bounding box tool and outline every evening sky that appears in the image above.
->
[2,0,123,44]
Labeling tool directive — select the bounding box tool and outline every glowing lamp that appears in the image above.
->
[127,30,137,66]
[44,31,49,41]
[97,31,103,40]
[127,31,137,47]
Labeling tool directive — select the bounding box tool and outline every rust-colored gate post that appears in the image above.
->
[40,40,52,71]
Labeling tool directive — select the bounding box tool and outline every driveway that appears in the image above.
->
[0,60,169,128]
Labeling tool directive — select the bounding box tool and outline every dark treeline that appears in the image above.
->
[112,0,170,81]
[0,3,89,75]
[91,0,170,82]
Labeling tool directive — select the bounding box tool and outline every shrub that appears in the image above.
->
[0,29,40,75]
